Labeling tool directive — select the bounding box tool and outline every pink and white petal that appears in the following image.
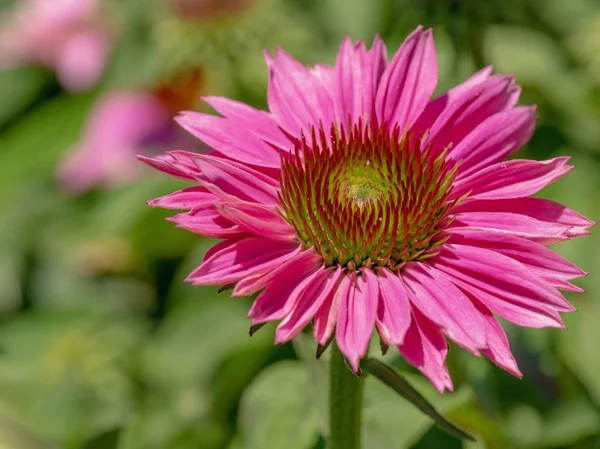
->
[403,263,486,353]
[194,154,280,205]
[450,211,575,244]
[248,256,322,324]
[453,157,572,201]
[336,269,379,371]
[275,266,343,343]
[375,27,437,131]
[419,75,516,154]
[232,248,321,297]
[176,112,282,168]
[148,186,216,209]
[202,96,292,151]
[265,48,335,137]
[447,228,586,282]
[399,308,453,393]
[450,106,537,177]
[432,245,568,328]
[168,207,243,238]
[375,267,412,346]
[186,237,301,285]
[470,296,522,377]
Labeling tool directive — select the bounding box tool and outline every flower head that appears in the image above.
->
[142,27,593,392]
[0,0,111,91]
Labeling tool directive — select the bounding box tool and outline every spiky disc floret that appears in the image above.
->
[279,121,461,271]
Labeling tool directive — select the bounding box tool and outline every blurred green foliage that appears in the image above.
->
[0,0,599,448]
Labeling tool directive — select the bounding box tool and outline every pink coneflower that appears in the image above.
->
[59,70,204,193]
[142,27,592,392]
[0,0,111,92]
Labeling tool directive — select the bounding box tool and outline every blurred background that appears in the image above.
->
[0,0,599,448]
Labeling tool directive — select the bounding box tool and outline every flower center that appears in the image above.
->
[279,122,461,271]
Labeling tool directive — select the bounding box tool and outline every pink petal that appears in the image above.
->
[375,27,437,131]
[215,201,296,240]
[418,75,517,154]
[168,207,242,238]
[453,197,593,241]
[247,256,322,324]
[456,197,593,228]
[202,96,292,151]
[232,248,321,297]
[176,111,282,168]
[313,274,345,345]
[448,228,586,285]
[336,269,379,371]
[334,38,371,125]
[403,263,486,353]
[399,308,453,394]
[186,238,301,285]
[451,106,537,177]
[413,66,492,132]
[148,186,216,209]
[265,48,335,137]
[432,245,568,328]
[450,212,575,244]
[333,36,388,126]
[275,266,343,343]
[375,267,412,345]
[453,157,572,200]
[470,296,522,377]
[194,154,280,205]
[138,150,201,180]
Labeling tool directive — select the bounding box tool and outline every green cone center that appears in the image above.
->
[279,123,460,271]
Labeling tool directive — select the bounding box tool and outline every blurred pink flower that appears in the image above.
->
[59,70,204,193]
[0,0,111,91]
[142,27,593,392]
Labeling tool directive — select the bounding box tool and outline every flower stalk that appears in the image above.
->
[329,342,363,449]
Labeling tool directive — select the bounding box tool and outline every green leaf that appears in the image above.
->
[363,358,474,441]
[238,361,319,449]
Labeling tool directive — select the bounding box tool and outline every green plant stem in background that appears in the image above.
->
[329,343,363,449]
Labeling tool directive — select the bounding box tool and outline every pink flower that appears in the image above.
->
[0,0,111,91]
[59,71,205,193]
[142,27,593,392]
[59,91,171,193]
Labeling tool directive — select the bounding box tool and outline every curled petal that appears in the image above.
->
[148,186,215,209]
[216,201,296,240]
[194,154,280,205]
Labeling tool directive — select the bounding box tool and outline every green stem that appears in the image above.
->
[329,343,363,449]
